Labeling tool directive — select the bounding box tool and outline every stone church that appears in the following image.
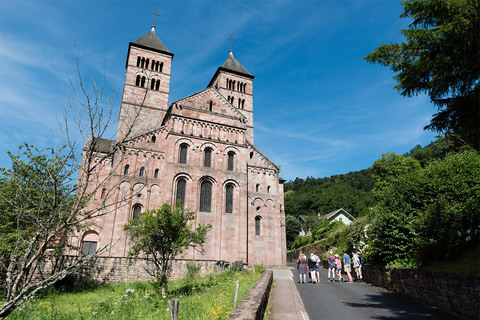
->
[74,25,286,269]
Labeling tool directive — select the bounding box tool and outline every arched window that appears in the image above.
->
[124,165,130,175]
[209,100,213,112]
[145,58,149,69]
[132,204,142,219]
[155,79,160,90]
[154,169,159,178]
[141,76,146,88]
[176,178,186,206]
[150,78,155,90]
[225,184,234,213]
[160,62,164,72]
[152,135,156,143]
[139,167,145,177]
[255,216,261,235]
[227,151,235,171]
[141,57,145,68]
[204,148,212,168]
[256,184,260,192]
[179,143,188,164]
[200,180,212,212]
[250,152,254,159]
[151,59,156,70]
[267,186,271,194]
[137,57,141,67]
[135,75,141,86]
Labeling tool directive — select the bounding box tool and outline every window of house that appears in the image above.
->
[227,151,235,171]
[255,216,261,235]
[225,184,234,213]
[154,169,159,178]
[81,241,97,255]
[204,148,212,168]
[256,184,260,192]
[132,203,142,219]
[176,178,186,206]
[145,58,149,69]
[199,180,212,212]
[250,152,254,159]
[139,167,145,177]
[179,144,188,164]
[124,165,129,175]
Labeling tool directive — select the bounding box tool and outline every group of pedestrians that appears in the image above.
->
[296,249,363,283]
[296,251,321,284]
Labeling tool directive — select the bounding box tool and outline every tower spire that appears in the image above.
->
[150,9,160,32]
[227,34,235,53]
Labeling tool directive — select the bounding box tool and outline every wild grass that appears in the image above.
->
[6,267,264,320]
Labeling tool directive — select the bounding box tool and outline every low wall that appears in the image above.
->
[363,264,479,319]
[228,270,273,320]
[44,255,226,283]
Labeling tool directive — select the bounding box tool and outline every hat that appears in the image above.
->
[329,250,333,254]
[312,251,316,254]
[335,254,339,257]
[357,251,361,254]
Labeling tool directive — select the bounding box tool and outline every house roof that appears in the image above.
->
[324,208,355,222]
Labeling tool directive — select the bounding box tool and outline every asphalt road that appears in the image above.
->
[289,264,456,320]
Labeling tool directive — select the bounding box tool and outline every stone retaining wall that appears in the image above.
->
[362,264,479,319]
[228,270,273,320]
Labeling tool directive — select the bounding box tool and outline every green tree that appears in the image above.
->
[285,215,302,249]
[369,150,480,264]
[371,152,421,191]
[365,0,480,149]
[0,144,94,318]
[124,203,212,297]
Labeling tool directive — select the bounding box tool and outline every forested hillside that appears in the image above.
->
[284,169,374,218]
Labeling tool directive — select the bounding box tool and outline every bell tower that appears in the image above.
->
[207,48,255,143]
[116,24,174,141]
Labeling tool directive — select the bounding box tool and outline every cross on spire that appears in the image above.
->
[151,9,160,27]
[227,34,235,52]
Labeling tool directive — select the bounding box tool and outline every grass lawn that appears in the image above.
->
[6,267,264,320]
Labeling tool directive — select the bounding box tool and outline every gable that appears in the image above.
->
[167,88,246,128]
[247,142,279,172]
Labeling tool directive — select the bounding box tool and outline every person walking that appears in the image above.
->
[352,250,361,281]
[297,253,307,284]
[334,254,343,282]
[327,251,335,282]
[312,251,321,282]
[357,251,364,280]
[342,250,353,282]
[307,253,318,283]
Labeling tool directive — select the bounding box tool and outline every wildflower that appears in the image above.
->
[125,288,135,294]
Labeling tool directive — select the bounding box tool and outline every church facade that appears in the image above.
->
[74,25,286,268]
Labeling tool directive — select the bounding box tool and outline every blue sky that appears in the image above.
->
[0,0,438,181]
